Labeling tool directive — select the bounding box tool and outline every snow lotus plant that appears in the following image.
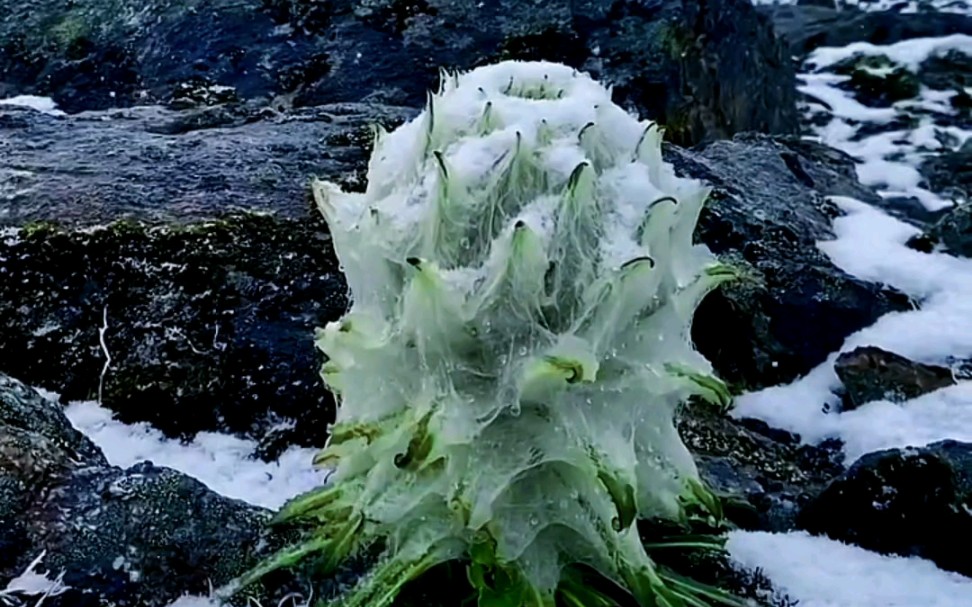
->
[237,60,743,607]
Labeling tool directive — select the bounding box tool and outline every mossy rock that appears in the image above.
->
[832,54,921,107]
[0,212,348,457]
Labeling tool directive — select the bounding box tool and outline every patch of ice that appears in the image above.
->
[727,531,972,607]
[64,400,327,510]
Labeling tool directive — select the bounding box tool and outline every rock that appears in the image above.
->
[679,406,844,532]
[834,346,957,411]
[0,103,416,457]
[867,195,951,229]
[918,49,972,92]
[668,134,911,391]
[0,373,294,607]
[798,440,972,578]
[919,141,972,205]
[797,0,836,8]
[952,357,972,380]
[760,5,972,57]
[830,54,921,107]
[909,201,972,258]
[0,0,799,146]
[0,374,106,574]
[0,213,349,459]
[0,103,416,227]
[567,0,800,146]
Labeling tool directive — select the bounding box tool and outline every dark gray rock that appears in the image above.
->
[919,49,972,92]
[680,407,844,532]
[669,134,911,392]
[760,5,972,58]
[919,142,972,206]
[797,0,836,8]
[0,0,799,146]
[0,375,105,575]
[798,441,972,578]
[0,212,349,459]
[835,346,957,411]
[0,103,416,227]
[910,202,972,258]
[0,373,293,607]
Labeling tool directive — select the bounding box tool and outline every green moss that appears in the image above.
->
[832,54,921,107]
[19,220,64,239]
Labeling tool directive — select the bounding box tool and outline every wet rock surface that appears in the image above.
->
[909,200,972,257]
[671,134,911,392]
[919,48,972,92]
[798,440,972,578]
[680,407,844,532]
[0,102,415,227]
[919,141,972,205]
[0,373,291,607]
[0,0,798,147]
[835,346,957,411]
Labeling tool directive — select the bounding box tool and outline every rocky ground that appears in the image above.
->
[0,0,970,605]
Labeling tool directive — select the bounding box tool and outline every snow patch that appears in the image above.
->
[727,531,972,606]
[0,95,65,116]
[64,400,327,510]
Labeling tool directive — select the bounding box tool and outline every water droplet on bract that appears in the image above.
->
[460,237,471,248]
[530,516,539,526]
[518,346,528,356]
